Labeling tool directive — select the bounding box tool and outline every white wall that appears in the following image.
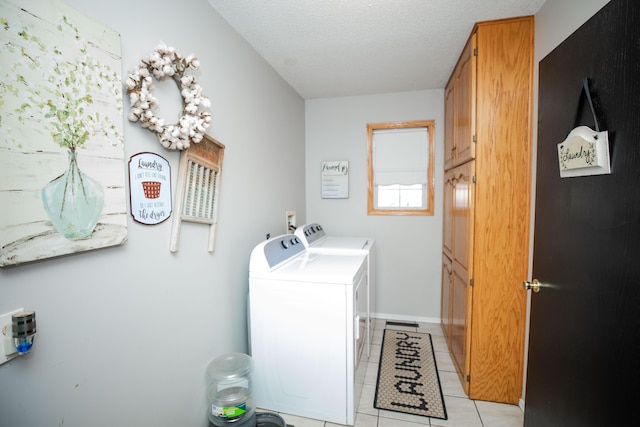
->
[521,0,611,406]
[305,90,444,322]
[0,1,305,426]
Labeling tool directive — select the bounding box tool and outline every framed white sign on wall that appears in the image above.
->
[321,161,349,199]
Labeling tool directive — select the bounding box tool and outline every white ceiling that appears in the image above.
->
[207,0,546,100]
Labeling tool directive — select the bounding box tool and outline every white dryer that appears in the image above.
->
[294,223,375,357]
[249,234,368,426]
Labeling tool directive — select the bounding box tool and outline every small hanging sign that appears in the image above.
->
[557,78,611,178]
[557,126,611,177]
[128,152,172,225]
[321,160,349,199]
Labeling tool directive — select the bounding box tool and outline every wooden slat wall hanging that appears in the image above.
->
[170,134,225,252]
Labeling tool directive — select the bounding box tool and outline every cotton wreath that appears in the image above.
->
[125,43,212,150]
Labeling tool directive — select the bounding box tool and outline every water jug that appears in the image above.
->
[206,353,255,427]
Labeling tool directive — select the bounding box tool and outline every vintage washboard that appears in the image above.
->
[170,134,225,252]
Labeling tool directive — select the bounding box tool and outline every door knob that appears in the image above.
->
[523,279,541,293]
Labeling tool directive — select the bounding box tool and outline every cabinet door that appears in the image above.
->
[451,260,471,393]
[440,253,453,342]
[453,34,476,166]
[451,162,474,277]
[450,161,475,393]
[443,81,455,171]
[442,169,454,260]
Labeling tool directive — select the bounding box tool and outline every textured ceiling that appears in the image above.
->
[207,0,546,99]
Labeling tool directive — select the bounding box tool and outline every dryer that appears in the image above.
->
[294,223,375,356]
[249,234,367,426]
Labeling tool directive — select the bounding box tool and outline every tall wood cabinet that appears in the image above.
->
[440,16,533,404]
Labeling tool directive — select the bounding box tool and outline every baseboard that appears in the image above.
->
[385,320,420,328]
[372,312,441,325]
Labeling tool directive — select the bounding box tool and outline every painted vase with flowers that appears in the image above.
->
[0,13,123,240]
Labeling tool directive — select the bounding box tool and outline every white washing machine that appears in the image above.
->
[294,223,375,357]
[249,234,368,426]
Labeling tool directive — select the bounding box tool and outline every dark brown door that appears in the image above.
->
[525,1,640,426]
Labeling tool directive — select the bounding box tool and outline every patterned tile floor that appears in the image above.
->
[266,318,524,427]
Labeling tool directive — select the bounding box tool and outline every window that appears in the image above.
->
[367,120,434,216]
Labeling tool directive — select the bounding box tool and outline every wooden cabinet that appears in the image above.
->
[443,79,455,170]
[440,254,452,340]
[442,161,475,390]
[440,16,533,404]
[444,35,476,170]
[442,171,454,259]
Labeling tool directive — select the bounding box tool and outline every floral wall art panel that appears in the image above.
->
[0,0,127,267]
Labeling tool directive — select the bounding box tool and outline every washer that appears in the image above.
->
[294,223,375,357]
[249,234,367,426]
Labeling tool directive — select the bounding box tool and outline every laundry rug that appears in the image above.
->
[374,329,447,420]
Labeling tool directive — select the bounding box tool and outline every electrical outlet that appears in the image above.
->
[1,308,23,366]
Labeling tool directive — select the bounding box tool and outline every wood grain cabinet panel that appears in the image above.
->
[440,253,452,341]
[444,32,476,170]
[440,16,533,404]
[442,170,454,260]
[452,36,476,166]
[443,82,455,170]
[442,160,475,393]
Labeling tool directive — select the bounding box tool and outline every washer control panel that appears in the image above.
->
[261,234,304,269]
[296,223,326,246]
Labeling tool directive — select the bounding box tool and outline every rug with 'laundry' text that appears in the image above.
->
[374,329,447,420]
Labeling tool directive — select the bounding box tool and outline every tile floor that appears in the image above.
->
[269,318,524,427]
